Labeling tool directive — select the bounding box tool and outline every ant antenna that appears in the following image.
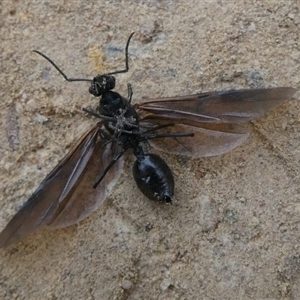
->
[105,32,135,76]
[32,50,92,83]
[33,32,135,83]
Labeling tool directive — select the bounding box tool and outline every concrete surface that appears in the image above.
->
[0,0,300,299]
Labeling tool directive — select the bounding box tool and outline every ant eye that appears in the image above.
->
[89,82,102,97]
[107,76,116,90]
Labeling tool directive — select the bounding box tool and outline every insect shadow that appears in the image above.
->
[0,33,297,248]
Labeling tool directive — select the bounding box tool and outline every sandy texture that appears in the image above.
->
[0,0,300,299]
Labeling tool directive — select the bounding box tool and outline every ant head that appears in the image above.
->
[89,74,116,97]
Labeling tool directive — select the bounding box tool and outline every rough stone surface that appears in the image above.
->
[0,1,300,299]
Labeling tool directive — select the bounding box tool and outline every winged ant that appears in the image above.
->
[0,33,297,248]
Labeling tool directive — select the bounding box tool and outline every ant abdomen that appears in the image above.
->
[133,153,174,203]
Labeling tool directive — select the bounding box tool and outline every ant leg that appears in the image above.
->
[93,149,127,188]
[82,108,116,122]
[98,128,112,141]
[142,123,175,133]
[108,122,175,136]
[141,132,194,141]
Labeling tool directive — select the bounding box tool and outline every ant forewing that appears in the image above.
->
[135,87,297,157]
[0,33,297,248]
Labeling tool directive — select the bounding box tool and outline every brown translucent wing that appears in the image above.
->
[0,123,123,248]
[48,137,123,229]
[136,87,296,157]
[136,87,296,123]
[140,119,250,157]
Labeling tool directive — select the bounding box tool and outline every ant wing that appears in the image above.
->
[48,133,123,229]
[0,123,123,248]
[139,120,250,157]
[137,88,296,123]
[135,87,296,157]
